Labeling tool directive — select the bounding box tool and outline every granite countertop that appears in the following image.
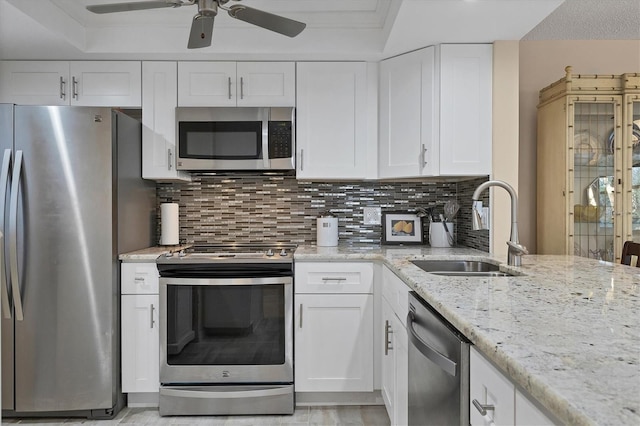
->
[119,244,192,262]
[295,244,640,426]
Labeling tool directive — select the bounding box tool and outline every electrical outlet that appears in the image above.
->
[363,207,382,225]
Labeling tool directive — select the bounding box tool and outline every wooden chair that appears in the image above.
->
[621,241,640,267]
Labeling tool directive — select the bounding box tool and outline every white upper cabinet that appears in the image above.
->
[177,61,295,107]
[379,47,437,178]
[296,62,369,179]
[378,44,492,178]
[0,61,142,107]
[438,44,492,176]
[142,61,191,182]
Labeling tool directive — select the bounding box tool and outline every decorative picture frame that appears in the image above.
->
[381,211,423,245]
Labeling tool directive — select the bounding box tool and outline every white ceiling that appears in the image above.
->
[0,0,637,61]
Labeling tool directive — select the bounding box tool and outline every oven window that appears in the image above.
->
[166,285,285,365]
[179,121,262,159]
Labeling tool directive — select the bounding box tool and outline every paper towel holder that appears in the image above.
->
[160,202,180,246]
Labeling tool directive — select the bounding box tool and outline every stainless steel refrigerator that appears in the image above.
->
[0,105,155,418]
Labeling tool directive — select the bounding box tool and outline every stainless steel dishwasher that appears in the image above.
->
[407,291,470,426]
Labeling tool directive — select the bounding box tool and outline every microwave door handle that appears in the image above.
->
[262,109,270,168]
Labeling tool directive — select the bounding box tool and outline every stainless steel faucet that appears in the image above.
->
[472,180,528,266]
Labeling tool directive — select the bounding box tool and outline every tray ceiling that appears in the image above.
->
[1,0,635,61]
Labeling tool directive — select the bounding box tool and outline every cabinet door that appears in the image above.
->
[295,294,374,392]
[296,62,368,179]
[515,389,555,426]
[0,61,69,105]
[177,62,236,106]
[236,62,295,107]
[380,299,396,420]
[470,347,514,426]
[121,294,159,393]
[625,95,640,245]
[70,61,141,107]
[142,62,191,182]
[393,312,408,426]
[438,44,492,175]
[379,47,437,178]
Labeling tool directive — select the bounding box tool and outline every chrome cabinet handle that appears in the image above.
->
[150,304,155,328]
[167,148,173,170]
[240,77,244,99]
[59,76,66,100]
[299,303,303,328]
[472,399,495,417]
[300,149,304,171]
[422,144,428,168]
[0,149,12,319]
[384,320,393,355]
[72,76,78,100]
[9,151,24,321]
[134,276,145,282]
[228,77,232,100]
[322,277,347,282]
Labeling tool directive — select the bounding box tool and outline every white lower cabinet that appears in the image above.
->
[381,267,409,426]
[121,294,159,393]
[294,262,374,392]
[471,347,556,426]
[121,262,160,397]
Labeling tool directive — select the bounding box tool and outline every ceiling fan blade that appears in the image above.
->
[87,1,183,14]
[187,14,215,49]
[227,5,306,38]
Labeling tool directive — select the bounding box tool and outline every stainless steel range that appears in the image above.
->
[156,244,295,416]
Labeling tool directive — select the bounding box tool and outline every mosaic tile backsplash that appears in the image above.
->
[156,175,490,251]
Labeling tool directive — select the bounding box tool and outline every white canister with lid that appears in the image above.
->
[316,212,338,247]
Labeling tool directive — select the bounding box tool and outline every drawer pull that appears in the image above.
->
[134,277,145,282]
[472,399,495,416]
[322,277,347,282]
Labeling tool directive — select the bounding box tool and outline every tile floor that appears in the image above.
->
[1,405,391,426]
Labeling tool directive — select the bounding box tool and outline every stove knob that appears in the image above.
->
[266,249,274,257]
[280,249,288,257]
[178,250,186,257]
[164,252,173,257]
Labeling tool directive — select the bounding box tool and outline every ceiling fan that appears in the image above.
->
[86,0,306,49]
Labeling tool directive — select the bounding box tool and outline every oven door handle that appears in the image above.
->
[160,276,292,286]
[161,386,292,399]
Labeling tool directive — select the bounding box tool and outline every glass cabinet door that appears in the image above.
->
[570,98,623,262]
[625,96,640,244]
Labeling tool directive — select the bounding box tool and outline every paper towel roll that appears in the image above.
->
[160,203,179,245]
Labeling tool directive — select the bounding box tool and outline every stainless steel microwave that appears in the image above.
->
[176,107,295,172]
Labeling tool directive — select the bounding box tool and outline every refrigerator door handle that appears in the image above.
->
[0,148,12,319]
[9,150,24,321]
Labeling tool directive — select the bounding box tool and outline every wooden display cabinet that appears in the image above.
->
[537,66,640,262]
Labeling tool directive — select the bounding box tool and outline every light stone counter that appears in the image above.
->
[119,245,192,262]
[295,244,640,426]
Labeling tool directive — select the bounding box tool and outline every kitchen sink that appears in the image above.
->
[410,260,517,277]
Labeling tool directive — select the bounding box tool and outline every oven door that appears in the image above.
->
[159,276,293,385]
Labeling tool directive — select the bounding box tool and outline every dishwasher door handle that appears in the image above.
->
[407,311,457,376]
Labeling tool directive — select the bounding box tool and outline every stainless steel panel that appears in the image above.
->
[13,106,115,412]
[0,104,14,411]
[159,384,294,416]
[407,292,469,426]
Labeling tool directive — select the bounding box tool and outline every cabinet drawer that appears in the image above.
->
[121,263,160,294]
[295,262,373,293]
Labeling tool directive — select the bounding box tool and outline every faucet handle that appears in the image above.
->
[507,241,528,255]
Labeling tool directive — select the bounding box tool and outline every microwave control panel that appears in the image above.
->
[268,121,293,159]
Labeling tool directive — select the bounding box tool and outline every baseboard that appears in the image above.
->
[295,391,384,406]
[126,392,159,407]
